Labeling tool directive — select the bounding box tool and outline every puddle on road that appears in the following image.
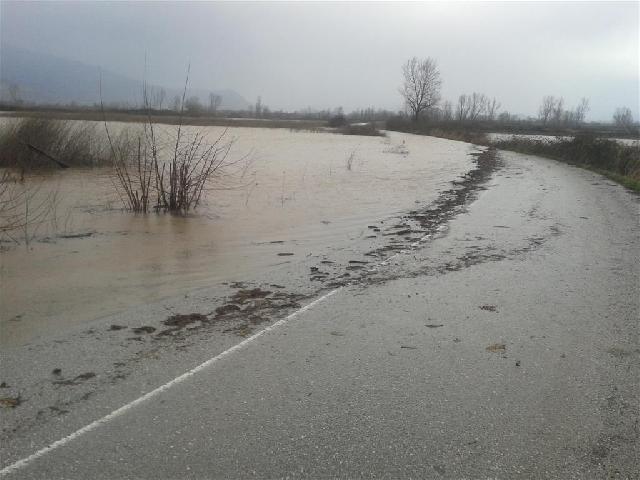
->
[1,125,477,346]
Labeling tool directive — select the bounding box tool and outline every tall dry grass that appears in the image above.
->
[0,118,109,170]
[493,134,640,188]
[0,170,59,245]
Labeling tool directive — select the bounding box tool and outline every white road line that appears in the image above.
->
[1,212,441,476]
[0,287,342,477]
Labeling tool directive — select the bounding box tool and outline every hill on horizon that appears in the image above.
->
[0,46,250,111]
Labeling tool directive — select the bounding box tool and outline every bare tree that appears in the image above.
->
[456,92,487,122]
[209,93,222,115]
[486,97,501,121]
[172,95,181,111]
[613,107,634,132]
[399,57,441,122]
[468,92,488,122]
[574,97,589,124]
[441,100,453,121]
[497,111,512,123]
[152,88,166,110]
[255,96,262,118]
[563,110,575,126]
[456,94,471,122]
[185,96,203,114]
[552,97,564,125]
[539,96,556,125]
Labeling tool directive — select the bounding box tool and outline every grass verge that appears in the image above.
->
[0,118,109,169]
[492,135,640,192]
[385,118,639,192]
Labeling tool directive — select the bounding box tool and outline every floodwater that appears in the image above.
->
[487,132,639,147]
[1,125,477,346]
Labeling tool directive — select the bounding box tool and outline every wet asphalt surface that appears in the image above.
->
[1,148,638,479]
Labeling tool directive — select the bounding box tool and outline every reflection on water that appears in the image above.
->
[1,125,476,346]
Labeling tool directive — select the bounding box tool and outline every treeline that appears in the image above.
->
[388,92,638,138]
[395,56,638,137]
[1,55,637,138]
[0,99,398,125]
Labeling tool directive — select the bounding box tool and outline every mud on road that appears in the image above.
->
[1,145,638,479]
[0,145,497,446]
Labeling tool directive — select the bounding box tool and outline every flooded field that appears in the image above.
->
[487,132,639,146]
[0,125,477,346]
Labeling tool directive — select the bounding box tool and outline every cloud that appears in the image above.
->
[1,0,637,120]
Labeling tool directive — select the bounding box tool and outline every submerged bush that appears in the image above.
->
[0,170,59,245]
[107,121,243,214]
[0,118,108,169]
[341,122,384,137]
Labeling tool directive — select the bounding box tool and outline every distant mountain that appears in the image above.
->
[0,46,249,110]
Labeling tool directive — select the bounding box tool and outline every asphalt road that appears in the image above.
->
[1,150,638,479]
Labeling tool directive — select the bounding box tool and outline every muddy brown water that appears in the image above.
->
[0,124,477,346]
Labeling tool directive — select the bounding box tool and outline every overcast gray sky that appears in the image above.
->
[1,1,638,120]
